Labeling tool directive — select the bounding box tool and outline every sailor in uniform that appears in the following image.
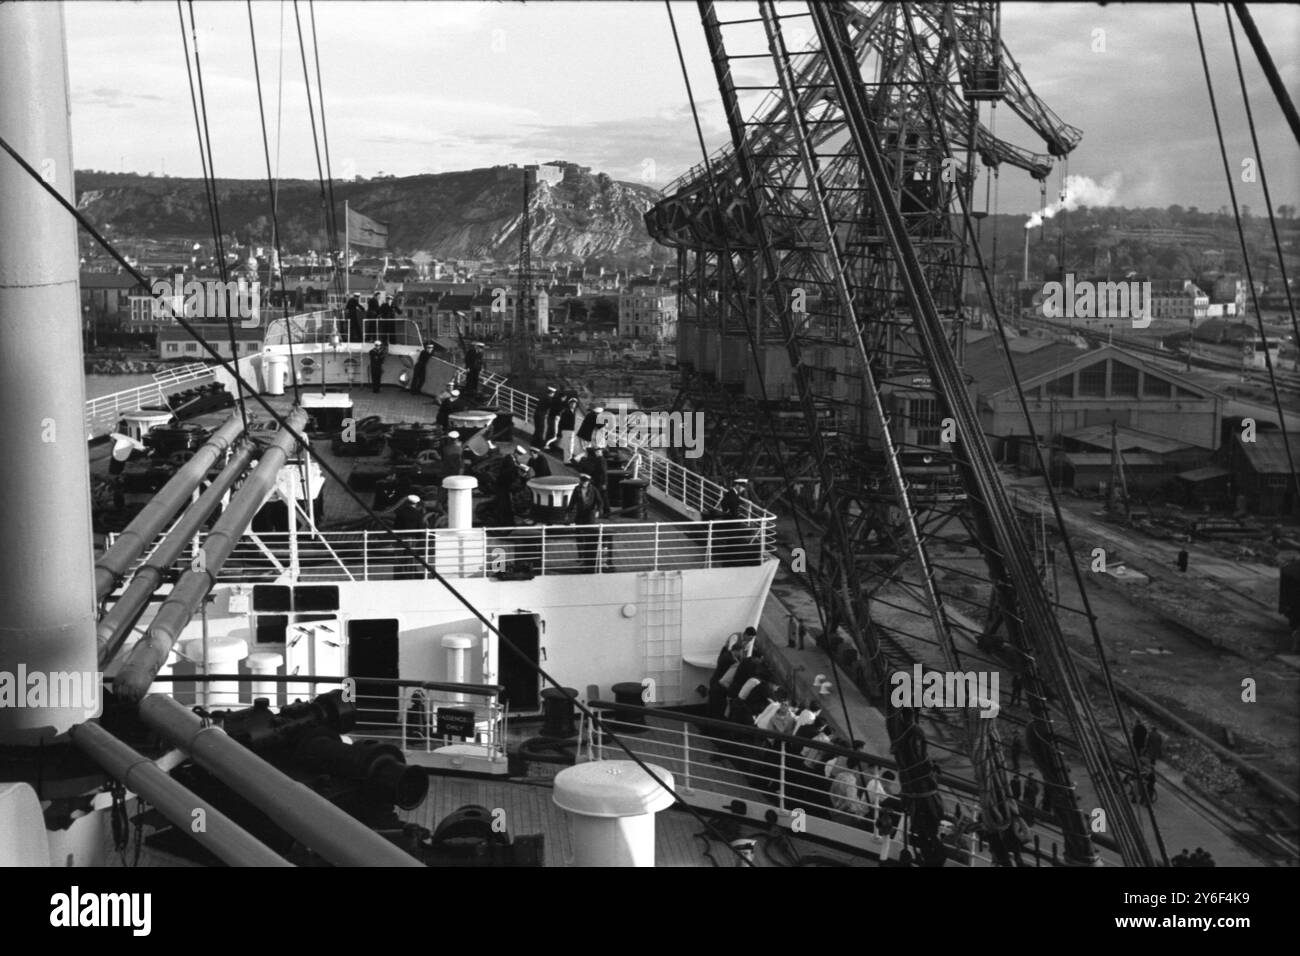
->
[368,339,387,393]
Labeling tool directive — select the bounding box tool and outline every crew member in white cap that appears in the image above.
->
[533,385,556,446]
[557,395,580,463]
[394,494,426,530]
[517,443,550,478]
[464,339,484,393]
[436,388,461,431]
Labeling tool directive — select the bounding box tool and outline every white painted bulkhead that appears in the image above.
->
[118,561,777,708]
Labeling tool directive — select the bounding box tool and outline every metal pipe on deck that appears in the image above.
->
[97,442,257,668]
[115,408,308,700]
[0,3,99,744]
[138,694,424,867]
[95,414,246,600]
[69,721,293,867]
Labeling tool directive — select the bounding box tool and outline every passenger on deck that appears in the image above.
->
[441,431,464,478]
[410,341,436,395]
[533,386,556,446]
[1022,772,1040,821]
[708,632,744,720]
[828,742,868,826]
[366,293,380,322]
[368,340,387,394]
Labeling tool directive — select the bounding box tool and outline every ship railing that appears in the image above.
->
[615,438,776,523]
[107,515,776,582]
[262,310,336,346]
[149,672,507,764]
[575,704,1056,867]
[84,362,216,439]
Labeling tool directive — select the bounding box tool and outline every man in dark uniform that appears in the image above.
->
[464,340,484,394]
[368,339,387,394]
[436,388,461,432]
[393,494,428,579]
[344,293,363,343]
[520,444,550,478]
[441,430,464,478]
[490,452,526,527]
[366,293,380,340]
[710,477,755,566]
[566,472,602,572]
[577,447,608,512]
[410,340,436,395]
[576,404,603,452]
[378,294,400,343]
[533,385,556,446]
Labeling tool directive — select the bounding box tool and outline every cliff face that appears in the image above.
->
[75,165,662,265]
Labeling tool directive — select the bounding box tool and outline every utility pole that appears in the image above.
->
[512,168,535,378]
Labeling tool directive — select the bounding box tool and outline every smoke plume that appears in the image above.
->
[1025,172,1122,229]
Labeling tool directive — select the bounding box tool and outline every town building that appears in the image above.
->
[961,335,1221,476]
[1148,279,1210,327]
[619,286,677,342]
[1221,430,1300,515]
[157,322,262,360]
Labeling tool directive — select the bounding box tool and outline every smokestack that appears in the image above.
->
[0,4,99,743]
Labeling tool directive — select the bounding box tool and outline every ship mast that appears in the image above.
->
[0,2,99,744]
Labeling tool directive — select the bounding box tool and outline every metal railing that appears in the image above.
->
[576,703,1071,866]
[149,673,507,765]
[621,441,775,522]
[84,362,215,438]
[108,513,775,582]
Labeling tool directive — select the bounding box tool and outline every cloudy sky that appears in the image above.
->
[61,1,1299,218]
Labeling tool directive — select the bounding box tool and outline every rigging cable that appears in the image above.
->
[308,0,343,306]
[176,1,248,433]
[247,2,303,411]
[185,2,252,427]
[1230,3,1300,149]
[292,0,338,313]
[1192,4,1299,505]
[898,3,1162,865]
[1224,5,1299,372]
[665,0,855,741]
[0,137,757,865]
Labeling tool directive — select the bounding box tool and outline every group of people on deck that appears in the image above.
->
[345,291,402,345]
[531,385,609,464]
[703,628,908,834]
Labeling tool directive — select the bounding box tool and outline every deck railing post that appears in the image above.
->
[363,530,369,580]
[705,521,713,568]
[683,725,692,790]
[653,523,660,570]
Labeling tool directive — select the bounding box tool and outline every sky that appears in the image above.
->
[57,1,1300,219]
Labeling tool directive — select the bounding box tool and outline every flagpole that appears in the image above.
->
[344,200,350,299]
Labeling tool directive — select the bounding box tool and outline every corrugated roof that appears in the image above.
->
[1239,432,1300,475]
[1177,465,1231,482]
[962,335,1084,396]
[1063,452,1166,468]
[1065,424,1202,455]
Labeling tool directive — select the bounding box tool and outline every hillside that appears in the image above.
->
[74,165,666,267]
